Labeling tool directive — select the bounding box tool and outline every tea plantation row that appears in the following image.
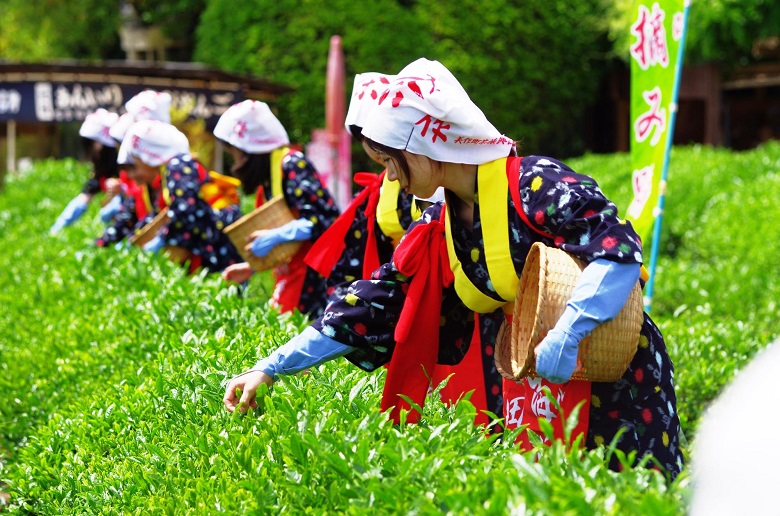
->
[1,143,779,513]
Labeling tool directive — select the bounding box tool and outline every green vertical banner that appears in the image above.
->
[626,0,689,243]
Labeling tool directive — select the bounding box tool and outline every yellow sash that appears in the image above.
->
[201,171,242,210]
[140,182,155,216]
[376,174,417,245]
[270,146,290,199]
[160,165,171,207]
[444,157,518,313]
[161,165,242,210]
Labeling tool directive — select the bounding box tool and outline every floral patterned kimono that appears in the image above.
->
[96,172,162,247]
[304,171,504,426]
[158,154,243,274]
[254,148,340,318]
[311,155,683,478]
[305,171,416,302]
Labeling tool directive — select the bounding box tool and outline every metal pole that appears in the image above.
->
[6,120,16,174]
[644,0,692,312]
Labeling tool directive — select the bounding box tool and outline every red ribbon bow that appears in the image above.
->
[381,216,453,423]
[305,171,384,279]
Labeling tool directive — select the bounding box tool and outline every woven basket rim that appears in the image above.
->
[223,196,301,271]
[129,207,169,247]
[505,242,643,382]
[223,196,289,234]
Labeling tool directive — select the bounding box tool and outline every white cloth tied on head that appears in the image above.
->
[79,108,119,147]
[361,58,514,165]
[213,100,289,154]
[109,90,173,142]
[117,120,190,167]
[344,72,395,133]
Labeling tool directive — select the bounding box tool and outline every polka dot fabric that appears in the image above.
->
[312,155,682,478]
[160,154,243,273]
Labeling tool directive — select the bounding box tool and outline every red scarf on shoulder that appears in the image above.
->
[305,172,384,279]
[381,214,453,423]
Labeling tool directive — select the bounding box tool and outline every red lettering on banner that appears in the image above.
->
[627,164,654,219]
[630,3,669,70]
[672,11,684,41]
[407,81,423,99]
[634,86,666,146]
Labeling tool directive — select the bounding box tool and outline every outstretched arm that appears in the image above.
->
[223,327,356,413]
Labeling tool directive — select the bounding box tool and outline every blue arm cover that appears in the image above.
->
[50,196,89,234]
[253,326,356,379]
[535,259,641,383]
[250,218,313,258]
[142,234,165,253]
[99,195,123,223]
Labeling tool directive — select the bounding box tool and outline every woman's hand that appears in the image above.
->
[104,178,122,196]
[534,328,581,384]
[245,229,269,245]
[223,369,274,413]
[222,262,253,283]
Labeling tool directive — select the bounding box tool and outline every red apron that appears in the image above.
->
[431,315,491,427]
[254,181,312,315]
[501,312,591,450]
[271,242,313,314]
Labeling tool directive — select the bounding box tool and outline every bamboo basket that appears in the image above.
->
[223,196,301,271]
[128,207,191,264]
[497,242,644,383]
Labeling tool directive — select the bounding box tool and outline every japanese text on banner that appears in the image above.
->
[626,0,687,243]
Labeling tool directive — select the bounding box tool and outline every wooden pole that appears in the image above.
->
[6,119,16,174]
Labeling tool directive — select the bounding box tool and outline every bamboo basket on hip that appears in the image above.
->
[128,207,191,265]
[223,196,302,271]
[495,242,644,383]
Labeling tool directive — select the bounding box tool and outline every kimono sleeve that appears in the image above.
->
[515,155,644,264]
[281,152,340,240]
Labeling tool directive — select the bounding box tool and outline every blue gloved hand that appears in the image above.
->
[535,327,581,383]
[99,195,123,223]
[142,234,165,253]
[534,258,641,383]
[50,196,89,234]
[250,218,313,258]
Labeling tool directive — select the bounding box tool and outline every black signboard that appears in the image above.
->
[0,81,242,128]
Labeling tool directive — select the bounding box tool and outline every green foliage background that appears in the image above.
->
[2,143,780,512]
[194,0,613,156]
[3,1,778,158]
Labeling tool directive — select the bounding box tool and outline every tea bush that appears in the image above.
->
[2,143,779,513]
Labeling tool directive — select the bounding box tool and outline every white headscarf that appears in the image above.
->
[344,72,395,133]
[361,58,514,165]
[109,90,173,142]
[117,120,189,167]
[213,100,289,154]
[79,108,119,147]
